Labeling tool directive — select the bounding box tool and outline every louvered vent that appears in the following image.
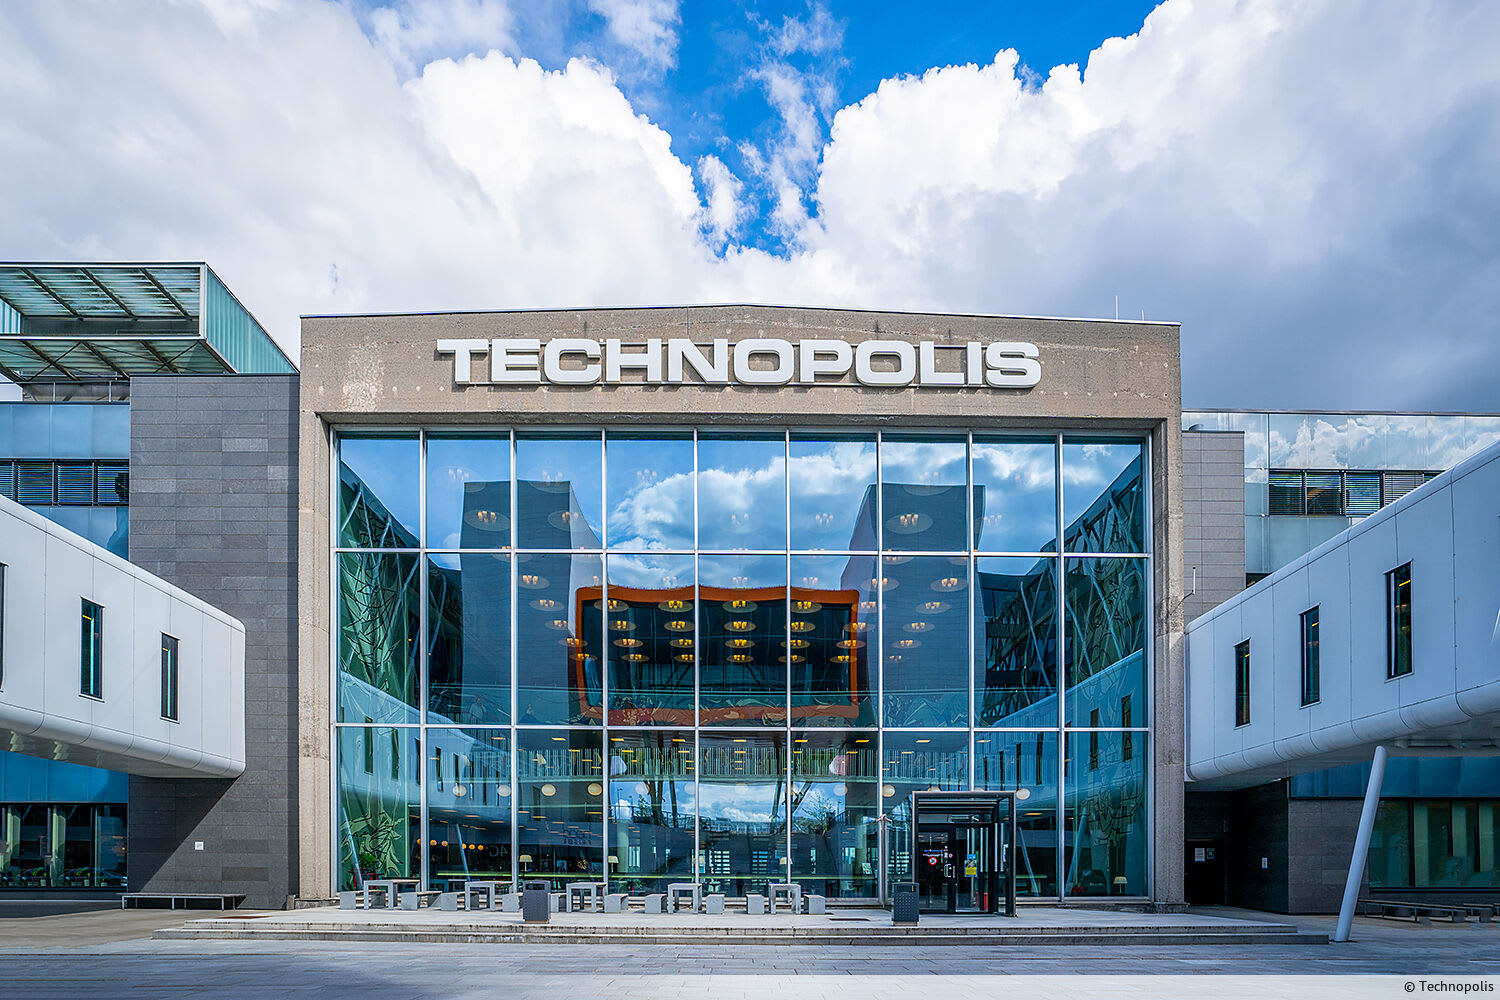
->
[1268,470,1304,515]
[96,462,129,504]
[0,461,14,501]
[1342,471,1382,517]
[16,462,55,505]
[1382,472,1428,504]
[1304,472,1343,515]
[55,462,96,504]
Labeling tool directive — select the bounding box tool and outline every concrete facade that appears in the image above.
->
[1180,431,1247,625]
[296,306,1186,903]
[126,375,300,909]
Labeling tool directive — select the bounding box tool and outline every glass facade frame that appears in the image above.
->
[329,426,1155,900]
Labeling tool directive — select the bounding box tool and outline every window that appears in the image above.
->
[0,460,129,506]
[160,634,179,721]
[1300,607,1320,705]
[1387,563,1413,678]
[80,600,103,699]
[0,562,6,687]
[1234,640,1251,727]
[1267,470,1442,517]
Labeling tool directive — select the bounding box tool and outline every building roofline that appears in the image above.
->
[1185,406,1500,418]
[300,302,1182,326]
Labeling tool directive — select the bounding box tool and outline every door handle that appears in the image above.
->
[944,865,954,878]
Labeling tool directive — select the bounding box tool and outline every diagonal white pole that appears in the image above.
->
[1334,744,1388,942]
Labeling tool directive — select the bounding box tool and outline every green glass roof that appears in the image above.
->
[0,262,296,381]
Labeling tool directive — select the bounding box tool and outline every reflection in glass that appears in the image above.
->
[791,731,878,896]
[427,728,512,886]
[515,432,603,549]
[1061,440,1144,553]
[975,557,1057,726]
[426,434,511,550]
[606,432,694,550]
[699,732,787,895]
[1064,730,1146,896]
[972,437,1057,552]
[789,434,877,551]
[1065,558,1146,729]
[697,434,786,551]
[338,552,419,724]
[975,732,1058,897]
[882,556,969,727]
[338,434,420,548]
[790,556,875,727]
[879,435,967,552]
[517,729,603,886]
[880,730,967,886]
[698,555,787,725]
[337,726,419,891]
[608,730,696,891]
[427,553,511,725]
[605,554,695,725]
[515,552,603,726]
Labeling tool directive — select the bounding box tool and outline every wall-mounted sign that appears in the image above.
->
[437,337,1041,389]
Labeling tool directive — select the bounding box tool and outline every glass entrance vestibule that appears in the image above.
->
[331,426,1153,900]
[909,791,1017,915]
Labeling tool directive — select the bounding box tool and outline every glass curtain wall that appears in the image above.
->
[332,428,1152,898]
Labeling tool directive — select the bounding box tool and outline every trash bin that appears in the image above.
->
[522,880,552,923]
[891,882,919,926]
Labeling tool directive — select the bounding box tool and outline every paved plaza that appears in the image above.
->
[0,903,1496,998]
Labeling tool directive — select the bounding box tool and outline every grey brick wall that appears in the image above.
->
[125,375,299,909]
[1182,431,1247,624]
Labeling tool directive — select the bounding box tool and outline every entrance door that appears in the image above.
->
[953,822,998,913]
[1185,840,1225,905]
[916,828,956,913]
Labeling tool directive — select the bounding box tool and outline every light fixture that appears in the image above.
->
[729,653,753,663]
[659,599,691,612]
[613,637,644,648]
[830,654,851,663]
[844,620,869,633]
[905,621,932,633]
[791,600,821,614]
[547,618,571,631]
[547,510,576,530]
[725,620,756,632]
[777,654,806,664]
[595,598,626,611]
[453,784,467,798]
[931,576,965,592]
[530,598,560,611]
[611,618,637,631]
[540,783,556,797]
[670,637,694,648]
[885,512,932,534]
[919,600,950,614]
[789,621,816,633]
[497,785,510,797]
[881,784,895,798]
[664,619,693,632]
[782,638,810,649]
[869,577,896,590]
[1015,788,1031,801]
[726,637,753,648]
[836,639,864,649]
[586,782,602,796]
[723,599,758,613]
[859,600,876,612]
[518,574,550,589]
[674,653,694,663]
[608,855,620,866]
[894,638,919,649]
[624,653,647,662]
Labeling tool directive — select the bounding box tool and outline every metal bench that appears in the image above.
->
[1359,898,1471,924]
[704,893,726,914]
[399,889,444,910]
[642,893,666,914]
[603,893,629,913]
[745,894,766,915]
[805,894,826,914]
[121,892,245,911]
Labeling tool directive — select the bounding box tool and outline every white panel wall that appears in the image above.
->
[1186,441,1500,789]
[0,494,245,778]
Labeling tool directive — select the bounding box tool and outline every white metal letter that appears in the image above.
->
[605,339,663,382]
[543,339,602,384]
[436,338,490,385]
[733,338,795,385]
[918,342,965,387]
[984,342,1042,388]
[490,338,542,384]
[854,341,916,387]
[667,339,730,383]
[966,342,984,386]
[798,340,854,384]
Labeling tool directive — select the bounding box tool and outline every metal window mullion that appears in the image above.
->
[328,424,341,897]
[692,428,701,880]
[417,430,429,890]
[967,430,975,778]
[510,428,519,889]
[1054,431,1066,900]
[600,430,610,888]
[1141,429,1155,900]
[783,429,793,882]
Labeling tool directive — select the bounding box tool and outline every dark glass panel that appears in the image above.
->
[696,433,786,551]
[1063,558,1146,729]
[699,731,788,895]
[880,730,968,888]
[338,434,420,548]
[426,434,511,550]
[426,728,512,888]
[427,553,511,726]
[975,556,1057,727]
[605,432,694,551]
[336,726,420,892]
[788,434,877,551]
[517,729,604,886]
[1061,439,1144,553]
[607,730,696,892]
[337,552,419,725]
[94,805,127,889]
[789,555,875,728]
[698,554,787,725]
[1064,730,1146,897]
[971,437,1058,552]
[515,432,603,549]
[791,731,879,898]
[879,435,968,552]
[605,554,695,725]
[515,552,603,726]
[1368,801,1412,889]
[881,555,969,728]
[975,731,1058,897]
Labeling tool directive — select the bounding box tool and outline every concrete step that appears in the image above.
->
[156,920,1326,947]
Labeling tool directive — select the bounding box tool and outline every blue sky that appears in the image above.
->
[4,0,1500,410]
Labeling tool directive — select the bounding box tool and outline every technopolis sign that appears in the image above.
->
[437,337,1042,389]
